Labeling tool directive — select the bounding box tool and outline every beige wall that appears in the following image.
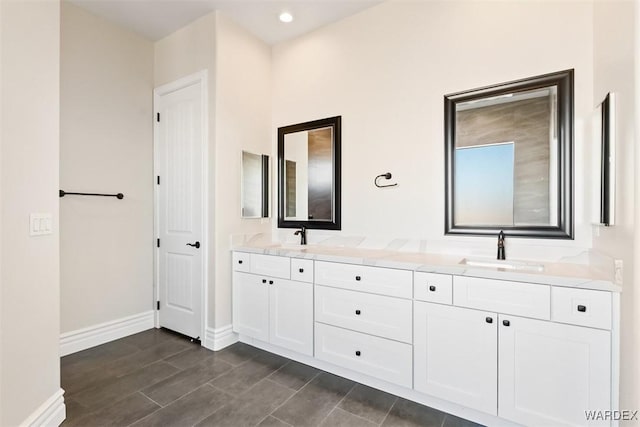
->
[0,0,62,424]
[593,0,639,420]
[272,1,594,261]
[213,12,272,327]
[60,2,154,333]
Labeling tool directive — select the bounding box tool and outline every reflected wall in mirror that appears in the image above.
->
[241,151,269,218]
[445,69,574,238]
[598,92,615,226]
[278,116,341,230]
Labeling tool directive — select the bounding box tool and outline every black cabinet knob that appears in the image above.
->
[503,320,510,327]
[577,305,587,312]
[486,317,493,323]
[355,310,361,315]
[269,280,274,285]
[355,351,361,356]
[355,276,361,281]
[429,285,436,292]
[299,268,304,273]
[262,279,267,284]
[238,260,243,264]
[186,241,200,249]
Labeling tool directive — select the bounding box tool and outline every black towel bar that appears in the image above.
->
[59,190,124,199]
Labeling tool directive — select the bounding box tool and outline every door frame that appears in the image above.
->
[153,70,209,342]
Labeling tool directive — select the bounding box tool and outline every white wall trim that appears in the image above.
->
[203,325,238,351]
[60,311,154,356]
[21,388,66,427]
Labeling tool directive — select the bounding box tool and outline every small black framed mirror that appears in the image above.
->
[241,151,269,218]
[278,116,341,230]
[598,92,615,226]
[444,69,574,239]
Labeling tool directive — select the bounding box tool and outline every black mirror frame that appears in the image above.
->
[444,69,574,239]
[599,92,614,226]
[277,116,342,230]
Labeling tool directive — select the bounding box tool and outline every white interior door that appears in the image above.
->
[155,76,205,340]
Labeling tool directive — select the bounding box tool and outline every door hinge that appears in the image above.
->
[157,176,160,185]
[156,112,160,122]
[157,301,160,310]
[157,238,160,248]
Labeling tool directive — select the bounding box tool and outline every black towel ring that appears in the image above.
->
[374,173,397,188]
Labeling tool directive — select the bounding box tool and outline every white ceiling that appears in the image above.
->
[68,0,383,45]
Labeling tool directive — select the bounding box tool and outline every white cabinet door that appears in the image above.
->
[232,272,269,341]
[499,315,611,427]
[269,278,313,356]
[414,302,497,415]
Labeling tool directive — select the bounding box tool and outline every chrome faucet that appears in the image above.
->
[294,226,307,245]
[497,230,506,260]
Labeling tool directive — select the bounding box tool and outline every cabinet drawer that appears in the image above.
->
[551,287,612,330]
[414,272,453,304]
[291,258,314,283]
[453,277,550,320]
[232,252,251,273]
[315,286,412,343]
[250,254,290,279]
[314,323,412,388]
[315,261,412,299]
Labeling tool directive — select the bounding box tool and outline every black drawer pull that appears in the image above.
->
[299,268,304,273]
[269,280,274,285]
[577,305,587,312]
[429,285,436,292]
[355,276,361,281]
[503,320,510,327]
[355,350,361,356]
[262,279,267,284]
[486,317,493,324]
[355,310,361,315]
[238,260,243,264]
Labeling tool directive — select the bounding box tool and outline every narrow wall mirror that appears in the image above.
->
[278,116,341,230]
[241,151,269,218]
[598,92,615,226]
[445,69,574,238]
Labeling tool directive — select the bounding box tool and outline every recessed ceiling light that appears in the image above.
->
[279,12,293,23]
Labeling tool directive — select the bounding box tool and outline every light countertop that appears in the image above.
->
[233,243,620,292]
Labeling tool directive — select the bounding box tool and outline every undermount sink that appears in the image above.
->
[460,257,545,272]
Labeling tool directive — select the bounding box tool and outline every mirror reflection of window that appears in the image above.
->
[455,143,514,226]
[455,86,558,227]
[285,160,296,217]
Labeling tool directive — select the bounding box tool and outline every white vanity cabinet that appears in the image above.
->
[232,254,313,356]
[414,302,498,415]
[232,250,618,427]
[498,314,611,427]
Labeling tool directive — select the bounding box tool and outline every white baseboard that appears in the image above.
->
[60,311,155,356]
[21,388,66,427]
[203,325,238,351]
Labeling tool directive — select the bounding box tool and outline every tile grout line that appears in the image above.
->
[262,376,313,423]
[378,396,399,426]
[314,380,357,427]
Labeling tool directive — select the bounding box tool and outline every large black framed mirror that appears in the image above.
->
[444,69,574,239]
[278,116,341,230]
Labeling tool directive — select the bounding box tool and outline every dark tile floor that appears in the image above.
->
[61,329,482,427]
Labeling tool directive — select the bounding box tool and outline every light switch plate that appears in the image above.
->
[30,213,52,236]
